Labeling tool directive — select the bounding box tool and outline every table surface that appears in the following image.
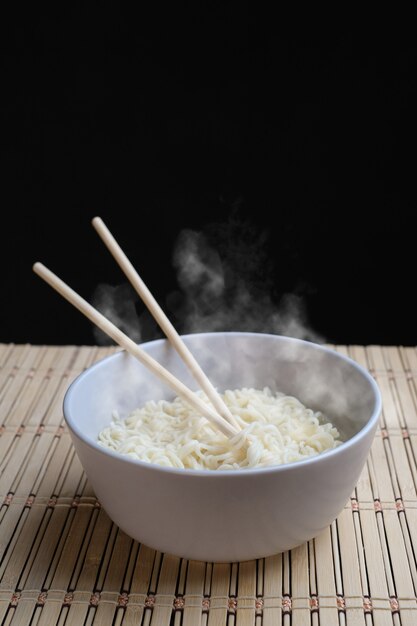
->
[1,343,417,626]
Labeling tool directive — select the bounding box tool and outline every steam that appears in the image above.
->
[169,227,323,342]
[91,219,323,344]
[92,283,142,345]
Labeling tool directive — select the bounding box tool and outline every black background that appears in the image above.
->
[2,13,416,346]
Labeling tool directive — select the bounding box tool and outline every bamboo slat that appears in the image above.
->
[314,528,339,625]
[262,554,283,625]
[208,564,231,626]
[183,561,206,626]
[401,346,417,372]
[236,560,256,625]
[291,543,310,626]
[1,343,417,624]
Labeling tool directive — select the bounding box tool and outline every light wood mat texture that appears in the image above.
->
[1,343,417,625]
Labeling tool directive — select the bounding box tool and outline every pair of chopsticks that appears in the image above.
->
[33,218,241,438]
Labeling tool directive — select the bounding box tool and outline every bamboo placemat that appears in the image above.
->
[1,344,417,625]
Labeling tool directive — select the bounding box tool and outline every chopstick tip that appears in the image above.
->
[92,216,102,228]
[33,261,43,274]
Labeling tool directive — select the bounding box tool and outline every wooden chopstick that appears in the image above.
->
[33,262,239,439]
[92,216,241,431]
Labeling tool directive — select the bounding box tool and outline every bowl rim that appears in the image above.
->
[63,332,382,477]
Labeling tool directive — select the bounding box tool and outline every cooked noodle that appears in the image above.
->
[98,387,342,470]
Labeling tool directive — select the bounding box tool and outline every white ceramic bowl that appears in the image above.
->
[63,332,381,562]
